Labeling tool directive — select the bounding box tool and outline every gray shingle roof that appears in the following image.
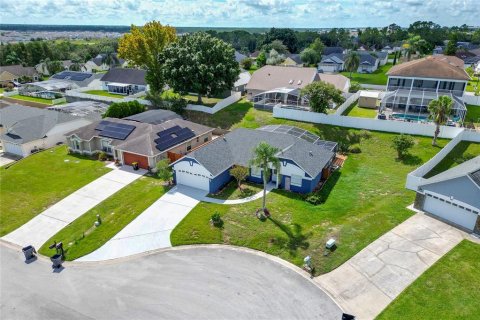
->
[323,47,344,55]
[100,68,147,85]
[124,110,182,125]
[0,105,82,144]
[185,128,335,178]
[0,65,39,77]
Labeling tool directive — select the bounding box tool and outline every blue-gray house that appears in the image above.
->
[172,125,337,194]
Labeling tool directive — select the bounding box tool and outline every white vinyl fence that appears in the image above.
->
[360,84,386,91]
[185,92,241,114]
[274,106,467,138]
[335,91,361,115]
[462,92,480,106]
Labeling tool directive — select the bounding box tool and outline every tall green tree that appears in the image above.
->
[103,100,146,119]
[344,51,360,78]
[309,38,325,57]
[404,35,429,60]
[428,96,453,146]
[300,48,320,65]
[301,81,345,114]
[161,32,240,104]
[257,51,267,67]
[266,49,284,65]
[248,142,280,211]
[156,159,173,184]
[118,20,177,93]
[261,39,288,55]
[263,28,298,53]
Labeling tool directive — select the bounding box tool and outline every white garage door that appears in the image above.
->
[3,142,24,157]
[424,195,478,231]
[175,170,210,191]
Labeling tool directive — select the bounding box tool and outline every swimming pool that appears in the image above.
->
[391,113,429,121]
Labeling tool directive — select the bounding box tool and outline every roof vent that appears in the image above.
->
[298,80,302,85]
[309,151,313,156]
[289,79,294,84]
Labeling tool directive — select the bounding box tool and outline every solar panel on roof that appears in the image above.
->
[155,126,196,151]
[157,125,182,138]
[95,120,112,131]
[94,120,135,140]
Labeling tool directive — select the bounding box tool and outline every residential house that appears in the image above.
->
[246,65,319,110]
[124,109,182,125]
[455,50,480,68]
[250,51,260,59]
[233,71,251,94]
[35,60,77,76]
[172,125,338,194]
[100,68,147,95]
[318,52,380,73]
[323,47,344,56]
[382,56,470,122]
[235,51,248,63]
[66,117,214,170]
[414,156,480,234]
[282,54,303,67]
[20,71,100,98]
[0,104,93,157]
[381,46,394,54]
[317,54,345,73]
[0,65,40,87]
[432,46,444,55]
[374,51,388,66]
[82,53,127,73]
[318,73,350,93]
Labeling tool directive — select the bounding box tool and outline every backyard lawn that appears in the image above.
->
[424,141,480,178]
[84,90,123,99]
[0,146,111,236]
[342,102,377,118]
[466,76,479,94]
[0,88,4,93]
[8,94,55,105]
[175,101,448,274]
[340,63,393,85]
[465,104,480,128]
[207,180,263,200]
[38,175,170,260]
[162,90,222,107]
[377,240,480,320]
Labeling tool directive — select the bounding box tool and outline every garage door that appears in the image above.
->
[175,170,210,191]
[123,152,149,169]
[424,195,478,231]
[3,142,24,157]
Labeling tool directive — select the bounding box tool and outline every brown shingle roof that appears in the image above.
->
[318,74,349,92]
[0,65,39,77]
[387,56,470,81]
[246,65,319,92]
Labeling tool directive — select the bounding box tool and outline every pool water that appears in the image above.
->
[391,113,429,121]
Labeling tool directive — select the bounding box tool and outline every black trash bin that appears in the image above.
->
[22,245,36,260]
[51,254,63,268]
[342,313,356,320]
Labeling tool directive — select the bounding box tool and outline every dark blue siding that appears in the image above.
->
[209,169,232,193]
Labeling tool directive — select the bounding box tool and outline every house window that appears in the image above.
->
[187,145,192,151]
[291,174,302,187]
[204,137,209,142]
[251,167,261,178]
[101,140,112,153]
[72,140,80,150]
[196,137,199,143]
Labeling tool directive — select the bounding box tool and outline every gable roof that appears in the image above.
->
[0,65,38,77]
[320,53,344,64]
[387,56,470,80]
[184,127,335,178]
[123,110,182,125]
[0,105,83,144]
[246,65,318,92]
[89,53,126,67]
[235,51,247,63]
[286,54,302,65]
[318,73,349,92]
[323,47,344,55]
[100,68,147,85]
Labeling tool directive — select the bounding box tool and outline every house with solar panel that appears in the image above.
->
[171,125,338,194]
[19,71,101,99]
[66,116,214,170]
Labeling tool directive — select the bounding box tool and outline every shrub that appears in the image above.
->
[98,151,107,161]
[169,96,188,115]
[348,144,362,153]
[305,193,323,205]
[210,212,223,227]
[103,100,146,118]
[349,81,362,93]
[240,58,252,70]
[359,129,371,139]
[392,134,415,159]
[337,142,349,154]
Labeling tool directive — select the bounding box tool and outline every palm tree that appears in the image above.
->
[249,142,280,211]
[404,35,427,61]
[428,96,453,146]
[344,51,360,78]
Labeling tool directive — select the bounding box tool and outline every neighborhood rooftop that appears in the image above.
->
[387,56,470,80]
[100,68,147,86]
[246,65,318,92]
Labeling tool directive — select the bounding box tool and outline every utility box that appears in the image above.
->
[326,238,336,249]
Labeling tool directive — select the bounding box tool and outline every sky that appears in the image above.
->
[1,0,479,28]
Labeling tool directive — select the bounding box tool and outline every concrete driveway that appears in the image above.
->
[315,213,467,319]
[0,244,342,320]
[77,185,206,261]
[2,165,145,249]
[0,152,20,167]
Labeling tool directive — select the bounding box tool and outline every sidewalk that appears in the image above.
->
[2,164,145,249]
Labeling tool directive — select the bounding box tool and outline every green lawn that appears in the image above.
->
[248,65,259,74]
[207,180,264,200]
[176,101,448,275]
[0,88,4,93]
[465,104,480,128]
[343,102,377,118]
[377,240,480,320]
[0,146,111,236]
[341,63,393,85]
[466,76,479,94]
[161,90,222,107]
[84,90,123,99]
[424,141,480,178]
[38,176,170,260]
[8,94,55,105]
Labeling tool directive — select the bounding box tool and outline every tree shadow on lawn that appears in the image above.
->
[316,170,342,204]
[268,217,311,255]
[397,153,423,166]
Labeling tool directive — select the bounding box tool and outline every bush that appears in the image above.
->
[210,212,223,227]
[169,96,188,115]
[337,142,349,154]
[348,144,362,153]
[98,151,107,161]
[349,81,362,93]
[240,58,252,70]
[392,134,415,159]
[305,193,323,205]
[103,100,146,118]
[359,129,371,139]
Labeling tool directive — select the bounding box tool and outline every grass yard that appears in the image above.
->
[343,102,378,118]
[84,90,123,99]
[207,180,264,200]
[465,104,480,128]
[176,101,448,275]
[466,76,479,94]
[377,240,480,320]
[424,141,480,178]
[0,146,111,236]
[8,94,55,105]
[0,88,4,93]
[38,175,170,260]
[340,63,393,85]
[161,90,222,107]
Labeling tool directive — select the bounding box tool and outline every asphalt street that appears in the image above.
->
[0,244,342,320]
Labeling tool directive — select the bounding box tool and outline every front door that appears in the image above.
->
[271,169,277,182]
[285,176,291,191]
